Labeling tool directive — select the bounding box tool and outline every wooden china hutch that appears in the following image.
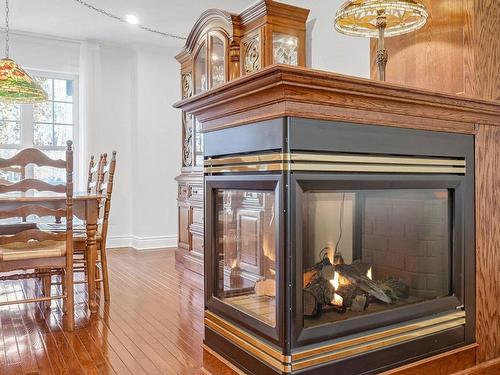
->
[175,0,309,274]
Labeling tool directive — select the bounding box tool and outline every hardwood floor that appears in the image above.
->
[0,248,205,375]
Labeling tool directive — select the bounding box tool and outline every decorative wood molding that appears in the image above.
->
[239,0,310,29]
[174,65,500,134]
[175,9,237,64]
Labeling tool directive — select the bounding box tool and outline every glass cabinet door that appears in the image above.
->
[273,33,298,65]
[210,35,225,88]
[194,42,207,94]
[193,117,204,168]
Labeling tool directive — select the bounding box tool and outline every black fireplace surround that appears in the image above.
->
[203,118,475,375]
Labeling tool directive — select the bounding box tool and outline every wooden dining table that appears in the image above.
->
[0,191,103,313]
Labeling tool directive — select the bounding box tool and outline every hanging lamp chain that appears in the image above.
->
[72,0,186,41]
[4,0,9,58]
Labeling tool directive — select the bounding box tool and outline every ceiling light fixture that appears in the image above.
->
[0,0,48,103]
[125,14,139,25]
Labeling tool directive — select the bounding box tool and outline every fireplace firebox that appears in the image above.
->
[203,119,475,374]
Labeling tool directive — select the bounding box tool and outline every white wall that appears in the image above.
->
[2,32,80,74]
[82,43,136,246]
[285,0,370,77]
[131,44,181,247]
[82,42,181,249]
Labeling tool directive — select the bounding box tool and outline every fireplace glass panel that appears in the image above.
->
[215,190,277,327]
[302,189,451,328]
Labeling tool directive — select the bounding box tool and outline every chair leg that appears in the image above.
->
[42,272,51,309]
[64,268,74,331]
[61,271,67,313]
[95,261,101,291]
[100,244,110,301]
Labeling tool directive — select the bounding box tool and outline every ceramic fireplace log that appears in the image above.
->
[335,264,392,304]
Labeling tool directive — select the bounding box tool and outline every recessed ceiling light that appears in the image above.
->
[125,14,139,25]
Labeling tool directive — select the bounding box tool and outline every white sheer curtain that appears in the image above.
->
[78,41,102,190]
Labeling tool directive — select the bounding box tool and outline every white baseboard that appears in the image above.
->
[107,234,177,250]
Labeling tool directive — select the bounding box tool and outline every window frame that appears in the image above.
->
[0,70,80,182]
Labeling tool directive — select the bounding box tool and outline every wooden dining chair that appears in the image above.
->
[0,142,74,331]
[73,151,116,301]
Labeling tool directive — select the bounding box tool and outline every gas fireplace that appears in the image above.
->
[203,119,475,374]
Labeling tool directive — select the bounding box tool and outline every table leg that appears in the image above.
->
[86,200,99,313]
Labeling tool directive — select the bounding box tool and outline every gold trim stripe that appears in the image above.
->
[290,153,465,166]
[292,310,465,361]
[205,310,466,373]
[205,162,465,174]
[204,152,466,174]
[205,153,466,167]
[292,317,466,371]
[205,311,288,362]
[205,316,291,373]
[205,153,290,166]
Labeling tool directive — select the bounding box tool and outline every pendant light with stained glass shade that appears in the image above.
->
[0,0,47,103]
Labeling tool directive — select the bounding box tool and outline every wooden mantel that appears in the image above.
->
[175,65,500,373]
[174,64,500,134]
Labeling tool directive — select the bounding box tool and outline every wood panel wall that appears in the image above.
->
[370,0,500,101]
[475,125,500,363]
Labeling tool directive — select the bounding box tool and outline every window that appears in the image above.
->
[0,72,78,185]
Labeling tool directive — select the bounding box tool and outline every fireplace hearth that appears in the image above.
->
[202,119,475,374]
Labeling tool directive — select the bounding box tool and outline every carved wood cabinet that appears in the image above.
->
[175,0,309,274]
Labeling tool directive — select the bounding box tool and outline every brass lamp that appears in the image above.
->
[334,0,428,81]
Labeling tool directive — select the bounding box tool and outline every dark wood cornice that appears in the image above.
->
[173,64,500,134]
[175,9,238,63]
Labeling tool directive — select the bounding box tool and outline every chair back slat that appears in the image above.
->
[86,155,95,194]
[87,154,106,194]
[0,205,66,220]
[99,151,116,239]
[0,179,66,194]
[97,153,107,194]
[0,228,66,245]
[0,148,66,168]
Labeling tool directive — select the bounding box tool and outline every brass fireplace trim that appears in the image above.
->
[204,152,466,174]
[205,310,466,373]
[205,310,289,362]
[292,316,466,371]
[205,311,291,373]
[292,310,465,361]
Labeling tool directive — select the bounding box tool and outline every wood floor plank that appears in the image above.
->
[0,248,206,375]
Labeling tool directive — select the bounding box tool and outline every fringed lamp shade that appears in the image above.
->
[0,58,48,103]
[334,0,428,37]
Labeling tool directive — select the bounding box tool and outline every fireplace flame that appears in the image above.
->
[366,267,372,280]
[330,271,344,307]
[331,271,340,290]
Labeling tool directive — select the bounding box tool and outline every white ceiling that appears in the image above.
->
[8,0,254,47]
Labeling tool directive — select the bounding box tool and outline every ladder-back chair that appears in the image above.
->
[0,142,74,331]
[74,151,116,301]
